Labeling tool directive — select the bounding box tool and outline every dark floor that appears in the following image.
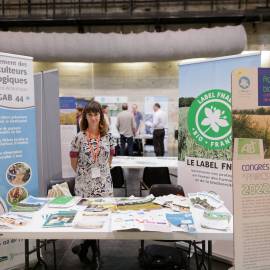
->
[37,154,231,270]
[40,239,232,270]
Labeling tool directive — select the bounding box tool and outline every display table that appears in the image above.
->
[0,199,233,270]
[112,156,177,169]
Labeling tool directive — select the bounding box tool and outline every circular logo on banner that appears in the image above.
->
[188,89,232,150]
[239,76,250,90]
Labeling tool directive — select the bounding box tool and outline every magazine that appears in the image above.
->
[43,210,77,227]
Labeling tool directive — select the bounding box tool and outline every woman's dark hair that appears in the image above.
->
[80,101,108,137]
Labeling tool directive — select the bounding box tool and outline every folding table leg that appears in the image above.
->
[208,241,212,270]
[24,239,30,270]
[53,240,57,270]
[199,241,207,270]
[193,241,200,270]
[36,239,48,269]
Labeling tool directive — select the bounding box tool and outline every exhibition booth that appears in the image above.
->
[0,46,269,270]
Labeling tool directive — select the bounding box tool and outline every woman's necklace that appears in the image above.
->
[86,129,100,163]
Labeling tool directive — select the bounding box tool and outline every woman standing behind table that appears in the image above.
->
[70,101,115,269]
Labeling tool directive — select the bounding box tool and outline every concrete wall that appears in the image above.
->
[34,61,179,154]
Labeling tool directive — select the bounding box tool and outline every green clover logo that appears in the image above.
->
[201,106,229,133]
[188,89,232,150]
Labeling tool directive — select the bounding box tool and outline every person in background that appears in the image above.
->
[102,104,111,128]
[152,103,167,156]
[76,107,84,133]
[116,103,136,156]
[132,104,143,134]
[70,101,115,269]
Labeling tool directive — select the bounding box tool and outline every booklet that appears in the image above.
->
[43,210,77,227]
[166,212,195,232]
[200,211,231,231]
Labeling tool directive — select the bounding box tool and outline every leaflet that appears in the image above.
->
[0,213,31,228]
[110,210,170,232]
[73,211,109,229]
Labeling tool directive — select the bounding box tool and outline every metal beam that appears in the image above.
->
[0,10,266,27]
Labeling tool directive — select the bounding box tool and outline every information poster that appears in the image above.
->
[178,54,260,261]
[0,53,38,208]
[233,68,270,270]
[178,54,260,212]
[59,97,77,178]
[0,52,38,269]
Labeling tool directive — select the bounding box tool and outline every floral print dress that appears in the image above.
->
[70,131,115,198]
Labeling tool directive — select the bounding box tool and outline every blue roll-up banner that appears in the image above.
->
[0,52,38,269]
